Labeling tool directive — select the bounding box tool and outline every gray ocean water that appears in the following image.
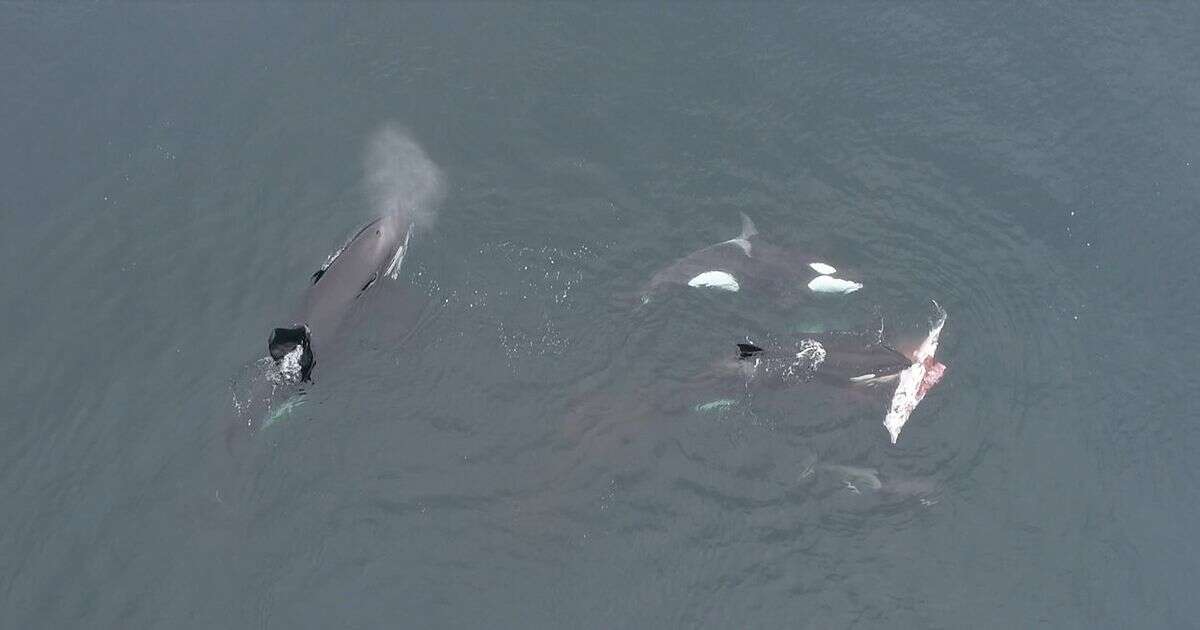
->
[3,3,1199,628]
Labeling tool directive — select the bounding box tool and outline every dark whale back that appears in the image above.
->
[736,328,912,386]
[640,214,862,299]
[268,215,411,378]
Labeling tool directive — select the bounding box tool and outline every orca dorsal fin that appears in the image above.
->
[739,212,758,240]
[268,325,315,381]
[269,326,308,360]
[723,213,759,256]
[737,343,764,359]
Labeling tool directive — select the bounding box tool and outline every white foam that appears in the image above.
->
[317,245,345,277]
[781,339,825,382]
[277,344,305,382]
[797,338,826,369]
[807,275,862,294]
[808,262,837,275]
[687,271,739,291]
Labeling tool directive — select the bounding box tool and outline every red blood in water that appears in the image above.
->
[917,359,946,398]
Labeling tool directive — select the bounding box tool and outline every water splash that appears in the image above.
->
[364,123,446,231]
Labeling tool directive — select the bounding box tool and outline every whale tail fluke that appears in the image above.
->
[268,325,315,382]
[737,343,764,359]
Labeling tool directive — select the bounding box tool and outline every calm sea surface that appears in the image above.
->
[2,4,1198,628]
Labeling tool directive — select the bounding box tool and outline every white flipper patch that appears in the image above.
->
[688,271,740,291]
[808,275,862,294]
[809,262,837,275]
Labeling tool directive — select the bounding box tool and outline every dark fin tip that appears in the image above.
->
[311,268,326,285]
[737,343,764,359]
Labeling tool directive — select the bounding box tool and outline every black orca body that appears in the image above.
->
[640,214,864,302]
[730,310,949,444]
[269,214,414,382]
[224,214,419,451]
[733,328,913,388]
[562,323,912,459]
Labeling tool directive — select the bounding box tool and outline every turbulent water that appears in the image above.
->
[2,4,1198,628]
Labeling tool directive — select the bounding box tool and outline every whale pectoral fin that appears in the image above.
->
[359,271,379,294]
[311,268,326,284]
[737,343,764,359]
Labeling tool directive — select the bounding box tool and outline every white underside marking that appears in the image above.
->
[688,270,740,291]
[885,366,928,444]
[850,372,900,386]
[884,302,947,444]
[809,261,837,275]
[808,275,863,294]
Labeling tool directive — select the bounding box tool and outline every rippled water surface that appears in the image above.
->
[3,4,1198,628]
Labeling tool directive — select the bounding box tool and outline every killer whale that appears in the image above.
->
[219,124,444,474]
[224,212,423,452]
[640,213,864,301]
[268,214,415,382]
[733,327,912,387]
[733,303,948,443]
[800,462,938,501]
